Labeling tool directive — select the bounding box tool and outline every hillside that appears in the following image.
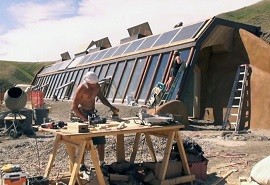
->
[218,0,270,43]
[0,61,53,89]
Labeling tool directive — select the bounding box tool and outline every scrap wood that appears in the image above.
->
[211,169,238,185]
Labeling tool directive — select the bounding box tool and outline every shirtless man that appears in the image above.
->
[72,71,118,167]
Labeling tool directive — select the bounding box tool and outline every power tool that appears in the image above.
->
[111,109,119,118]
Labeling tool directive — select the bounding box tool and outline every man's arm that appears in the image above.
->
[97,90,118,111]
[72,85,88,121]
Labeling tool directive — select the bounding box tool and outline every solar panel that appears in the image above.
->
[85,52,99,64]
[111,43,131,57]
[152,28,181,47]
[68,55,84,68]
[93,49,109,61]
[136,34,160,51]
[102,46,119,59]
[171,21,205,43]
[122,39,145,54]
[78,54,92,65]
[57,59,72,71]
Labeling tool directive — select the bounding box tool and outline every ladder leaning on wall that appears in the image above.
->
[222,64,250,132]
[159,61,186,106]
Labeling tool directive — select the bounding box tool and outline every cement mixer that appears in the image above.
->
[1,87,32,138]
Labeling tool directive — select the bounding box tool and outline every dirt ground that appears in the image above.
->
[0,100,269,185]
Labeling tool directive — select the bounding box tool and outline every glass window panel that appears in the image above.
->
[70,69,83,98]
[136,35,160,51]
[89,67,95,72]
[102,47,119,59]
[93,49,108,61]
[123,39,145,54]
[111,43,131,57]
[125,57,146,100]
[106,63,116,78]
[46,74,57,98]
[99,64,108,79]
[58,72,69,98]
[44,75,53,98]
[54,73,65,97]
[108,62,125,99]
[94,66,101,76]
[150,53,170,91]
[69,70,79,99]
[138,55,159,100]
[115,60,135,99]
[60,71,74,99]
[68,55,84,68]
[50,73,62,98]
[152,29,180,47]
[171,21,204,43]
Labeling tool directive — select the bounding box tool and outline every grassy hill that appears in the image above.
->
[217,0,270,43]
[0,0,269,89]
[0,61,53,89]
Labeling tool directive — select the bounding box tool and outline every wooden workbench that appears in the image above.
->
[41,119,195,185]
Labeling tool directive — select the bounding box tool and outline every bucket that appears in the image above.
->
[33,108,48,125]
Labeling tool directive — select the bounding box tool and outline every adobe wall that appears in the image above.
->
[198,29,249,126]
[197,29,270,129]
[239,29,270,129]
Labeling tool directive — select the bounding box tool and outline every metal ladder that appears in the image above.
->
[159,62,186,106]
[222,64,250,131]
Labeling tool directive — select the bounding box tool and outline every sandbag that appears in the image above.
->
[250,155,270,185]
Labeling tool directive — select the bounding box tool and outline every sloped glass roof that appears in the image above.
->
[40,20,206,73]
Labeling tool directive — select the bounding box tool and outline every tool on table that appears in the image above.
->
[41,121,67,129]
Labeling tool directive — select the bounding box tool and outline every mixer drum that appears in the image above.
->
[4,87,27,111]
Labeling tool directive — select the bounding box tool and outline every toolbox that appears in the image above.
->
[1,171,27,185]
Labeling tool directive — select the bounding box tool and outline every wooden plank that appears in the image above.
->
[44,134,61,177]
[175,131,190,175]
[145,133,157,162]
[130,133,141,163]
[116,134,125,162]
[88,139,107,185]
[158,131,175,180]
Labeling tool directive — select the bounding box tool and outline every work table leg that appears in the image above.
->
[88,139,107,185]
[130,133,141,163]
[44,134,61,177]
[116,134,125,162]
[65,145,75,174]
[158,131,175,180]
[145,133,157,162]
[69,140,87,185]
[175,131,191,175]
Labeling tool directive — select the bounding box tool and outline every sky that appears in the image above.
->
[0,0,262,62]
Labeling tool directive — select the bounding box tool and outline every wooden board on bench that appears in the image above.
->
[67,122,89,133]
